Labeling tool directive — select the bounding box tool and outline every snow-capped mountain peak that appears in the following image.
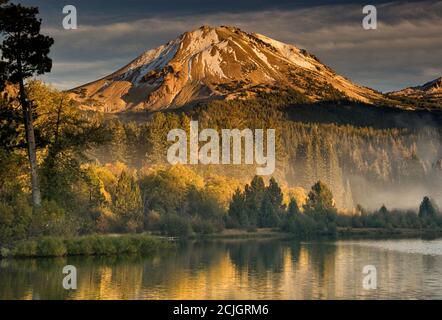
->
[69,25,382,113]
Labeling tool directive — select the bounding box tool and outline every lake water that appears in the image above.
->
[1,238,442,300]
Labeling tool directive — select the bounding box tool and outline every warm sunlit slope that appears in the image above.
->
[68,25,384,113]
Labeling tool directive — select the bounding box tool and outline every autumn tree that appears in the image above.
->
[24,81,110,205]
[0,2,54,207]
[113,171,143,232]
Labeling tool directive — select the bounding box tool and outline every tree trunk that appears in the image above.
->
[18,78,42,207]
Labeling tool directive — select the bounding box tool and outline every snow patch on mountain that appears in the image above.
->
[253,33,316,71]
[69,25,383,112]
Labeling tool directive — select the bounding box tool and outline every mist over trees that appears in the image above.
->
[1,1,442,247]
[91,97,442,212]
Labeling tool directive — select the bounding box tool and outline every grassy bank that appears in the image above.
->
[197,227,442,241]
[195,228,293,240]
[336,227,442,239]
[0,234,174,259]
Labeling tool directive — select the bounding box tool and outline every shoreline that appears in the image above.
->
[0,234,174,260]
[193,227,442,241]
[336,227,442,240]
[2,227,442,260]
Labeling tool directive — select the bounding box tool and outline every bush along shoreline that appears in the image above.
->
[0,234,174,259]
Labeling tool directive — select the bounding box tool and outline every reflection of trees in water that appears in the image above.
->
[6,240,442,299]
[0,255,156,299]
[138,241,226,286]
[288,242,301,263]
[0,241,336,300]
[304,243,337,283]
[0,241,301,299]
[0,241,296,299]
[0,257,70,299]
[226,240,287,274]
[422,254,438,271]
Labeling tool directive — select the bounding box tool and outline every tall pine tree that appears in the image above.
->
[244,176,266,227]
[228,188,248,228]
[0,1,54,207]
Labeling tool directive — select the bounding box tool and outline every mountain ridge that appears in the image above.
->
[68,25,385,113]
[389,77,442,107]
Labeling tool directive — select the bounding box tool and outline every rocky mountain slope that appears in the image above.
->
[389,77,442,107]
[68,25,384,113]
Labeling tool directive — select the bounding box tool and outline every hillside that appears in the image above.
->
[388,77,442,109]
[68,25,385,113]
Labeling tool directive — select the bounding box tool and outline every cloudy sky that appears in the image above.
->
[15,0,442,92]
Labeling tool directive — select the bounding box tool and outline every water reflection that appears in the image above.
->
[1,239,442,300]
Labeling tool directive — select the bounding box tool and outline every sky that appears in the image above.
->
[14,0,442,92]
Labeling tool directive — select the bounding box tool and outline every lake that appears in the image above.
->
[1,238,442,300]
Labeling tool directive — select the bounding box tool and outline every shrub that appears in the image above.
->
[95,207,116,234]
[0,198,32,243]
[36,238,67,257]
[159,214,192,238]
[89,236,117,255]
[145,210,161,231]
[0,247,11,258]
[7,234,171,258]
[65,238,94,256]
[12,240,38,257]
[0,202,14,242]
[29,200,76,237]
[192,219,217,235]
[283,213,321,238]
[113,235,139,254]
[138,236,160,255]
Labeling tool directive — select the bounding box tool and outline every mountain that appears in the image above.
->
[389,77,442,108]
[68,25,384,113]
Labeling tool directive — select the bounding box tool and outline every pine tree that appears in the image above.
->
[304,181,336,216]
[267,177,284,210]
[113,171,143,232]
[419,196,438,219]
[244,176,266,227]
[287,197,300,218]
[379,204,388,216]
[0,1,54,208]
[228,188,247,228]
[259,177,284,227]
[260,192,279,227]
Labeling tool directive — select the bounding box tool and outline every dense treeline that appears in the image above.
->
[228,176,442,237]
[0,81,111,243]
[92,96,442,210]
[227,176,285,229]
[1,1,442,249]
[2,78,442,244]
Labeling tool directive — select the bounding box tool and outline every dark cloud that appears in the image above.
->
[18,0,395,21]
[17,0,442,92]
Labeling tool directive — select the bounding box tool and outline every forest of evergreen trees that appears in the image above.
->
[92,97,442,212]
[1,0,442,250]
[3,81,441,243]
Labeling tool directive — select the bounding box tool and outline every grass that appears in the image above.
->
[0,234,173,259]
